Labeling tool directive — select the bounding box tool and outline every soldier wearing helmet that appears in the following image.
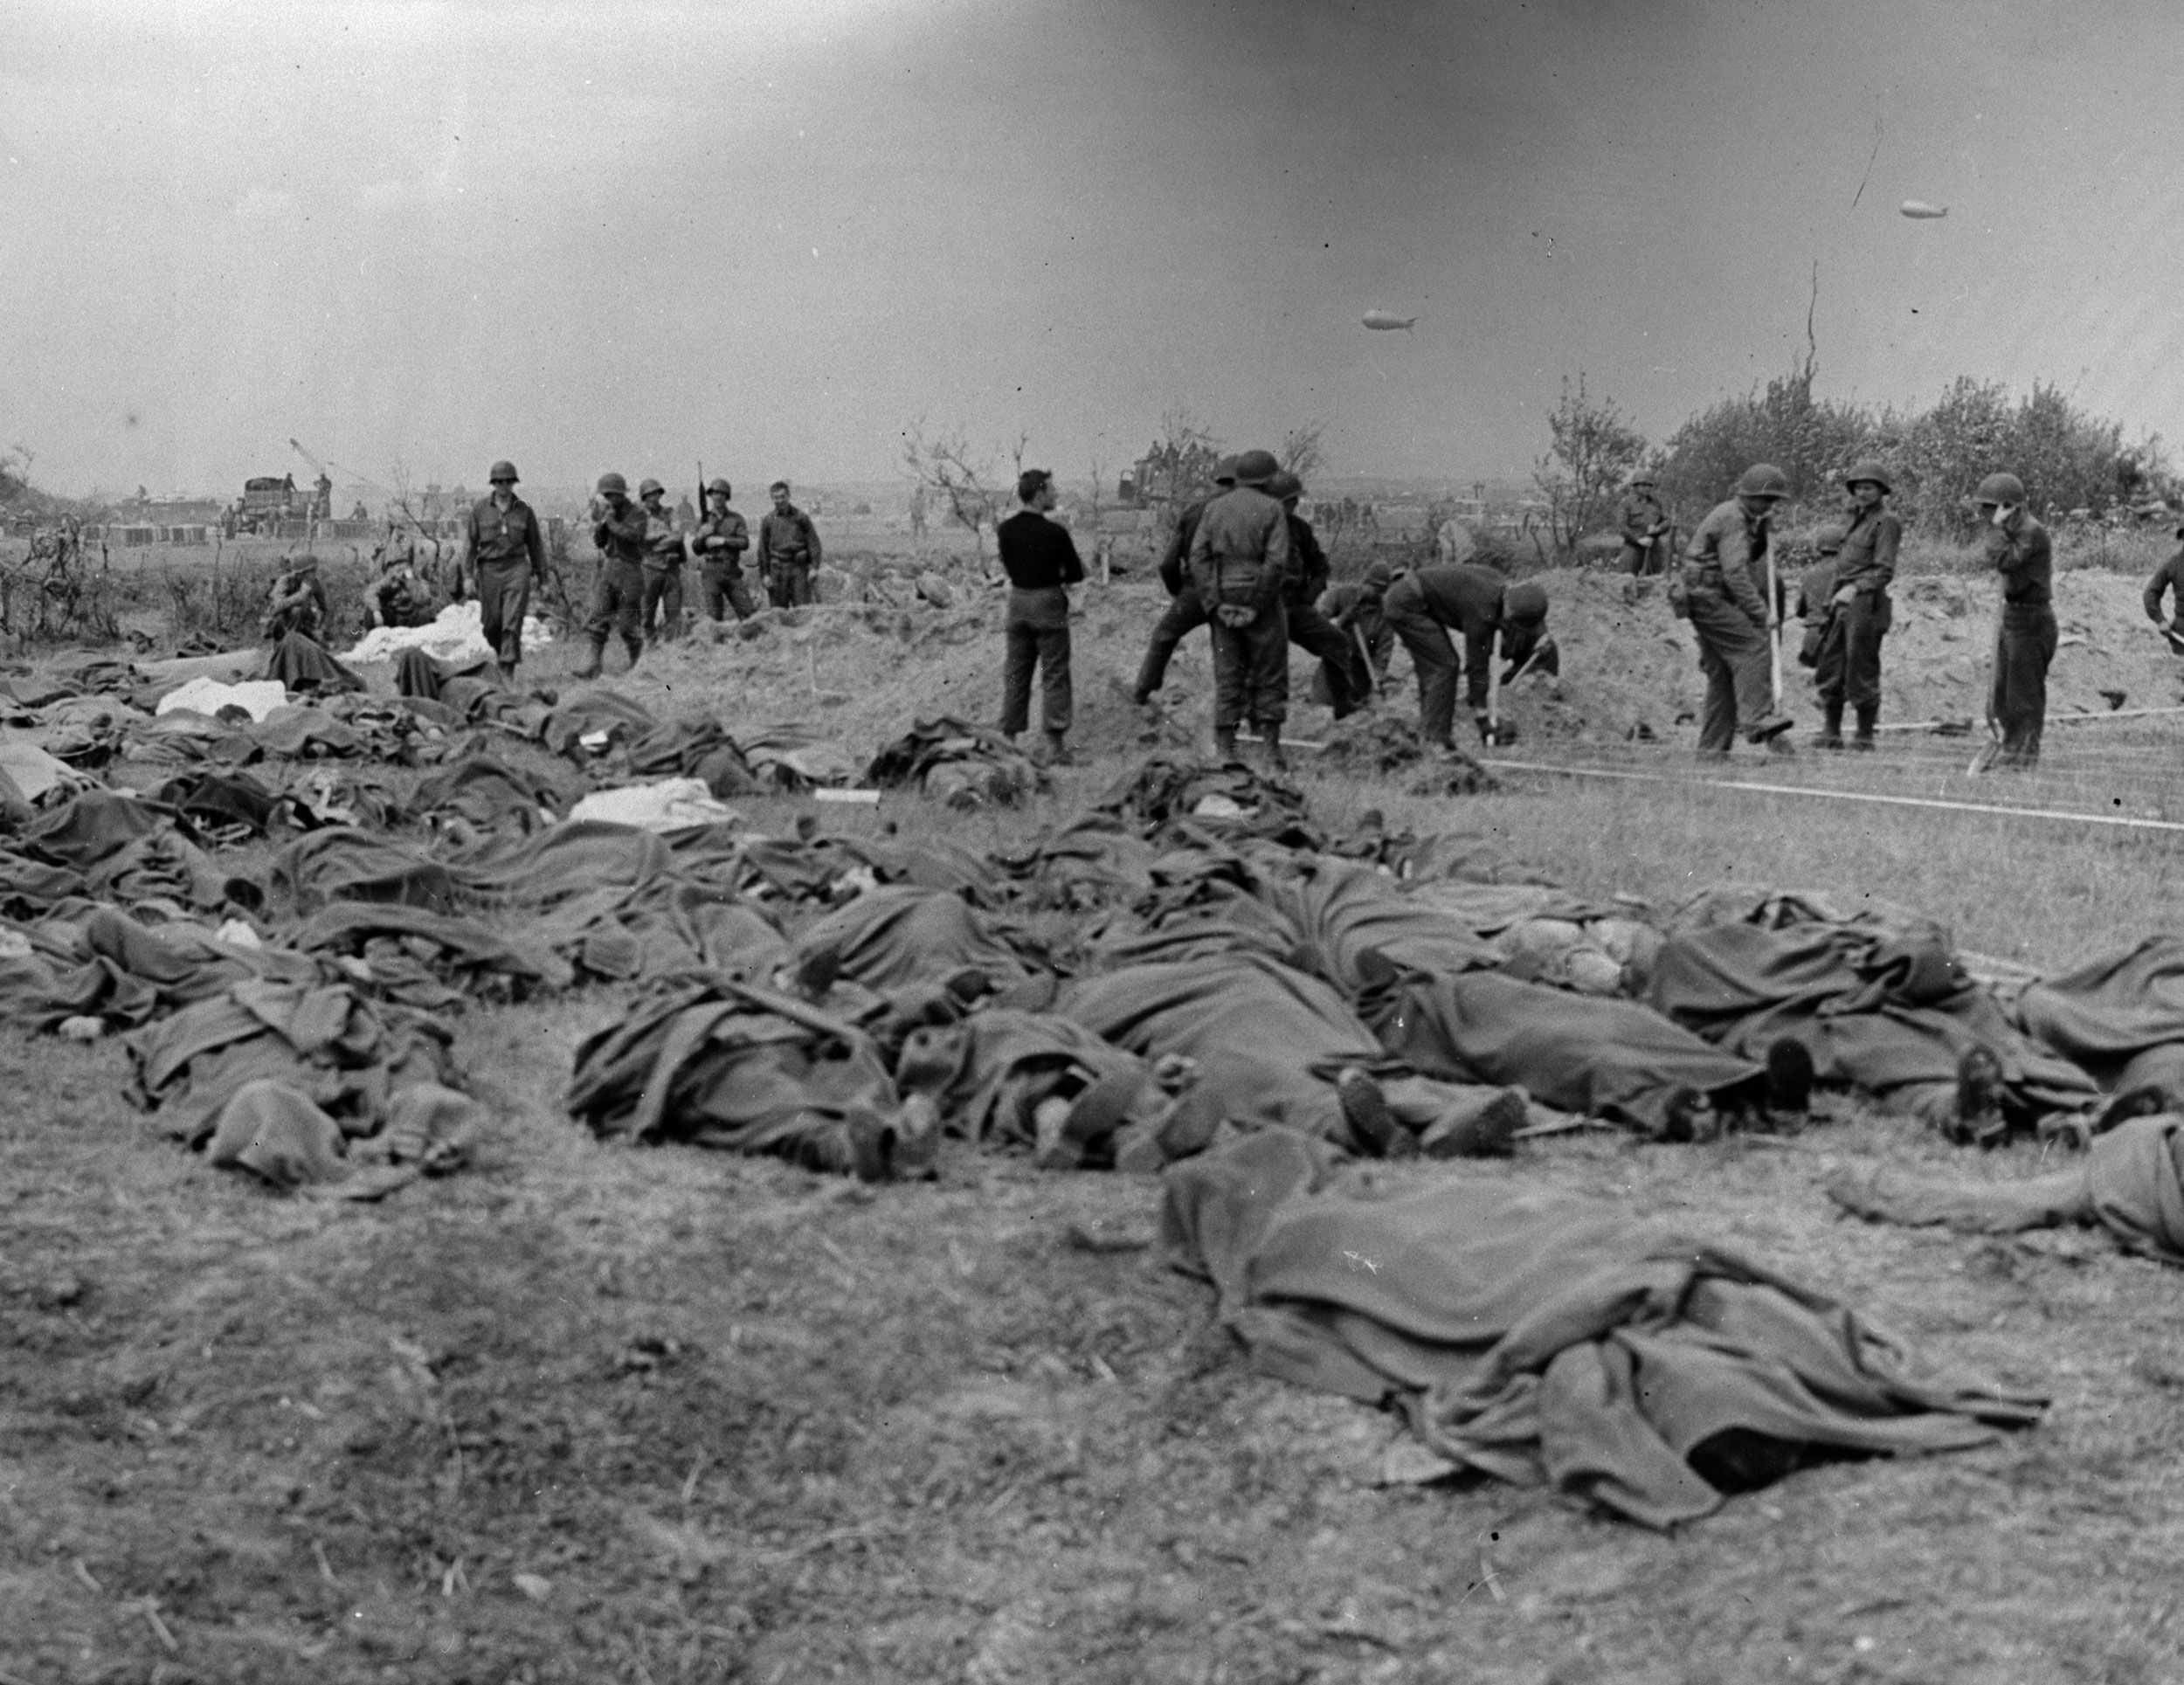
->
[1187,448,1292,767]
[1379,563,1551,749]
[1809,460,1901,749]
[262,553,329,644]
[1270,471,1368,719]
[1975,471,2054,770]
[460,459,544,682]
[635,477,688,646]
[688,477,755,622]
[1618,472,1671,577]
[1129,455,1236,706]
[1676,464,1796,755]
[757,480,823,608]
[576,472,648,679]
[2139,514,2184,656]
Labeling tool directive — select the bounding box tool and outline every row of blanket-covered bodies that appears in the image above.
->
[6,740,2184,1193]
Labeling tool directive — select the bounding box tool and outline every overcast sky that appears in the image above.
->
[5,0,2181,501]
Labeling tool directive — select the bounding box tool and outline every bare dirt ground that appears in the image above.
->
[6,542,2184,1684]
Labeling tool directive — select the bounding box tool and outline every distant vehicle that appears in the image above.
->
[241,474,304,523]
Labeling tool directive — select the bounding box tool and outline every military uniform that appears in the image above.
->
[2143,539,2184,650]
[1679,498,1780,753]
[638,491,686,644]
[1186,468,1291,756]
[463,483,546,672]
[692,487,755,621]
[1988,512,2055,769]
[1379,564,1545,746]
[1813,501,1898,743]
[263,565,328,643]
[757,501,823,607]
[1618,489,1671,576]
[581,486,648,675]
[1282,503,1365,719]
[1130,496,1215,701]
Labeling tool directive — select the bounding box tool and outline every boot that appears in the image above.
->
[496,661,516,687]
[621,636,644,672]
[1852,704,1878,751]
[1213,726,1241,765]
[1258,722,1287,772]
[1745,710,1794,743]
[572,637,604,680]
[1042,728,1072,767]
[1815,702,1844,750]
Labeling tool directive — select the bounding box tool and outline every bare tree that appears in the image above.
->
[1279,422,1329,484]
[901,418,1007,567]
[1531,375,1648,556]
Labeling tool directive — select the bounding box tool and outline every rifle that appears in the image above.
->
[687,459,706,566]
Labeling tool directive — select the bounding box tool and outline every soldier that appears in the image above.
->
[1187,447,1291,768]
[1328,559,1398,689]
[1618,473,1672,575]
[1676,463,1795,756]
[633,478,686,645]
[1130,456,1234,704]
[2141,518,2184,655]
[370,546,433,631]
[757,480,823,607]
[1270,472,1367,719]
[1811,461,1900,749]
[996,468,1085,763]
[689,478,756,622]
[459,460,546,682]
[263,555,328,642]
[574,473,647,680]
[1977,472,2055,770]
[1379,563,1551,749]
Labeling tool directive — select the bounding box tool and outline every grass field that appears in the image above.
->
[5,547,2184,1683]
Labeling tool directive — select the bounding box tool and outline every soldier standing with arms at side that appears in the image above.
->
[757,480,823,608]
[459,460,545,683]
[1618,473,1671,576]
[575,473,647,680]
[635,478,686,645]
[1811,461,1899,749]
[1187,448,1291,769]
[1269,472,1367,719]
[1130,456,1234,705]
[689,478,755,622]
[995,468,1085,764]
[1675,463,1796,756]
[1977,471,2056,770]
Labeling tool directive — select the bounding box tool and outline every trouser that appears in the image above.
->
[1286,598,1365,717]
[641,563,685,643]
[584,558,645,647]
[1814,590,1890,714]
[1210,603,1289,729]
[1134,592,1208,695]
[474,562,533,668]
[1381,587,1463,745]
[999,587,1072,735]
[1621,539,1664,577]
[1684,585,1775,752]
[702,562,757,621]
[1994,603,2056,767]
[769,558,813,608]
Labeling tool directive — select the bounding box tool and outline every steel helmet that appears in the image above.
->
[488,459,519,484]
[596,472,628,496]
[1267,471,1304,502]
[1503,581,1549,624]
[1975,472,2026,505]
[1231,448,1280,486]
[1212,455,1240,487]
[705,477,732,499]
[1842,460,1892,494]
[637,477,666,499]
[1628,471,1657,488]
[1734,463,1791,500]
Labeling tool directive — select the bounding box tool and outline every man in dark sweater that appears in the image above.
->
[2142,519,2184,655]
[997,469,1086,763]
[1130,456,1234,703]
[1378,563,1549,749]
[1977,472,2055,770]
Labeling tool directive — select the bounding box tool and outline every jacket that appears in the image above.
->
[1158,498,1212,597]
[1282,512,1330,605]
[465,494,545,575]
[757,506,823,573]
[1832,505,1900,596]
[1386,563,1536,709]
[2144,548,2184,623]
[1683,499,1772,625]
[1986,514,2052,608]
[593,497,649,569]
[1620,493,1669,547]
[692,509,750,572]
[1186,486,1290,616]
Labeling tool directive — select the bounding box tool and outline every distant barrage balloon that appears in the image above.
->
[1899,201,1949,220]
[1362,310,1418,332]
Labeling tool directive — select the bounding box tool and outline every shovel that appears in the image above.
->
[1968,612,2006,774]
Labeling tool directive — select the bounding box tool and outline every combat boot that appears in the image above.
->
[1043,729,1072,767]
[1815,702,1844,750]
[1213,726,1241,766]
[1852,704,1878,751]
[572,637,605,681]
[1745,710,1794,744]
[1258,722,1287,773]
[621,635,644,671]
[496,661,516,687]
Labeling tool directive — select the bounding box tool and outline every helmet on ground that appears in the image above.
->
[1268,471,1304,502]
[1503,581,1549,624]
[488,459,519,484]
[1734,463,1791,500]
[637,477,666,499]
[1842,459,1892,494]
[1231,448,1280,486]
[1212,455,1240,487]
[706,477,732,499]
[1975,472,2026,506]
[596,472,628,496]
